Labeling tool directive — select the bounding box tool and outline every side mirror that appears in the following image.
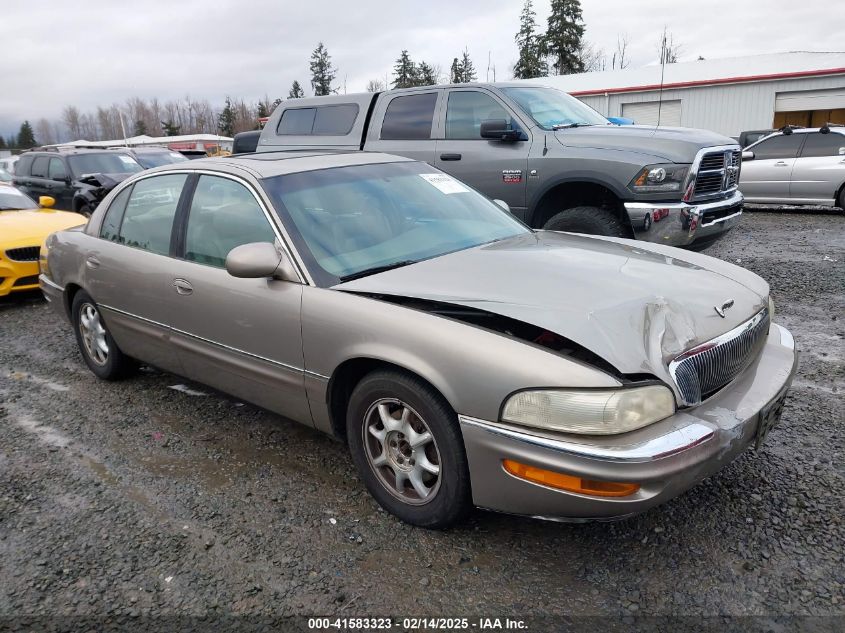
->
[493,199,510,213]
[225,241,297,281]
[39,196,56,208]
[480,119,522,141]
[742,151,755,161]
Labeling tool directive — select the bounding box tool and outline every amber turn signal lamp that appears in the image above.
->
[502,460,640,498]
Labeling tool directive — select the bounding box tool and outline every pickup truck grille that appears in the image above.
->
[670,307,770,406]
[693,149,741,199]
[5,246,40,262]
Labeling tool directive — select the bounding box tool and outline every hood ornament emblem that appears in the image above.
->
[714,299,735,318]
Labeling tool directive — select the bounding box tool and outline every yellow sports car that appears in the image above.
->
[0,188,86,296]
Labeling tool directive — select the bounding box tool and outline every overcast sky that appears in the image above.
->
[2,0,844,138]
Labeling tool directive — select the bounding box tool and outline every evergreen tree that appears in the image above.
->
[449,57,462,84]
[161,120,181,136]
[0,136,6,150]
[309,43,337,96]
[392,50,417,89]
[459,48,477,82]
[542,0,585,75]
[6,134,16,149]
[288,81,305,99]
[416,61,437,86]
[257,102,269,118]
[513,0,548,79]
[16,121,37,148]
[133,119,148,136]
[217,97,237,137]
[272,97,283,111]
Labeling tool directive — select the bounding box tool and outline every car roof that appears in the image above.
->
[145,150,414,179]
[24,147,132,156]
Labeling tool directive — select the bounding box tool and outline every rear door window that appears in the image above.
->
[118,174,187,255]
[30,156,49,178]
[380,93,438,140]
[184,175,276,267]
[751,134,804,160]
[800,132,845,158]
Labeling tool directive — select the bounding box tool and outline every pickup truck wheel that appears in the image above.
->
[71,290,137,380]
[346,369,471,529]
[543,206,627,237]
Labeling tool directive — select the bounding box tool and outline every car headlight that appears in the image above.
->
[501,385,676,435]
[629,164,690,193]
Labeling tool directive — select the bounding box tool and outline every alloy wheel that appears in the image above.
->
[79,303,109,366]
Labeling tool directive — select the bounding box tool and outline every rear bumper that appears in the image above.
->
[459,322,797,522]
[625,190,743,247]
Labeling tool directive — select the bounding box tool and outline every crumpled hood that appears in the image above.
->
[555,125,737,163]
[0,209,87,245]
[337,231,769,384]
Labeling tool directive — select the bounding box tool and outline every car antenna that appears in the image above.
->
[543,134,548,156]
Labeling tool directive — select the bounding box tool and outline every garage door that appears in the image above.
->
[775,88,845,112]
[621,100,681,126]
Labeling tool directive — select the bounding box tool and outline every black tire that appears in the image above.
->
[838,186,845,210]
[543,205,628,237]
[71,290,137,380]
[346,369,471,529]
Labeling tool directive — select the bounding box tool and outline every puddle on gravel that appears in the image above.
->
[3,368,70,392]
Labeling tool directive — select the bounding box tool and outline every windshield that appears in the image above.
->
[502,87,608,129]
[0,188,38,211]
[67,153,143,176]
[262,161,530,286]
[134,151,189,169]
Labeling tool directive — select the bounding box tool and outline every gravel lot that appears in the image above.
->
[0,210,843,627]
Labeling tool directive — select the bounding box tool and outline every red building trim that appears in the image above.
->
[569,67,845,97]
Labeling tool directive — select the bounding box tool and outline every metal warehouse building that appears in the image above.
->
[530,52,845,138]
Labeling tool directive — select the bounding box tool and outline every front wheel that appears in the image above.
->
[346,369,471,528]
[543,205,628,237]
[71,290,137,380]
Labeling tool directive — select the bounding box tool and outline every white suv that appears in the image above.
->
[740,125,845,207]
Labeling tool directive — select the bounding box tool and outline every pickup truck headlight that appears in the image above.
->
[501,385,675,435]
[629,164,690,193]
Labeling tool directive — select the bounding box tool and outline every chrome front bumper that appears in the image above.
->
[458,322,797,522]
[625,190,744,248]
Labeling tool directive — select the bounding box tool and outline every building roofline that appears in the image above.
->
[570,66,845,96]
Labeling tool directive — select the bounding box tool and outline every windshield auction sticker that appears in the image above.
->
[419,173,470,195]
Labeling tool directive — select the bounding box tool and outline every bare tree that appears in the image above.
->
[612,34,630,69]
[35,118,55,145]
[62,106,82,140]
[578,40,606,72]
[657,27,682,64]
[366,78,385,92]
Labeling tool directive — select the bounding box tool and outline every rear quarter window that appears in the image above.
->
[15,155,34,176]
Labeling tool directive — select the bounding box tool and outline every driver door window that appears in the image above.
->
[445,91,513,139]
[184,175,276,267]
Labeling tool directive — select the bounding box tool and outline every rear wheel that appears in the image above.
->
[346,369,471,528]
[838,185,845,210]
[71,290,137,380]
[543,206,628,237]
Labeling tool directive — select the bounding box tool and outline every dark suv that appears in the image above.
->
[13,148,142,216]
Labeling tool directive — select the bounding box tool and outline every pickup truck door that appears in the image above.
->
[364,89,442,165]
[434,88,531,217]
[739,133,804,203]
[788,131,845,205]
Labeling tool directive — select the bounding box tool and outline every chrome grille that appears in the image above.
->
[670,308,770,406]
[5,246,40,262]
[693,149,741,199]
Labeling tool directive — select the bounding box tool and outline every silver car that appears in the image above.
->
[740,126,845,206]
[40,152,797,528]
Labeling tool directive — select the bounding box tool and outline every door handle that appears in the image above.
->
[440,153,462,161]
[172,279,193,295]
[85,255,100,269]
[774,161,789,166]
